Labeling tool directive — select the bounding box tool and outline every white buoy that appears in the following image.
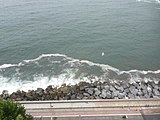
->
[101,52,104,56]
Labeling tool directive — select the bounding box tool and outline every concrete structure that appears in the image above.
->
[20,99,160,120]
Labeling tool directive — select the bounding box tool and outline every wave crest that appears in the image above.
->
[0,54,160,93]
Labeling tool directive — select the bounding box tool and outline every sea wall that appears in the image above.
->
[0,81,160,101]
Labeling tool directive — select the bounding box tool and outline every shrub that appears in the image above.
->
[0,99,34,120]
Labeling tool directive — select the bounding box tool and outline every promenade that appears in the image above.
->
[20,99,160,120]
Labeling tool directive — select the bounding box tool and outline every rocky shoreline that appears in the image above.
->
[0,81,160,101]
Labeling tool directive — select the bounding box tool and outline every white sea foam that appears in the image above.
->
[0,64,17,69]
[0,53,159,94]
[156,0,160,3]
[136,0,160,3]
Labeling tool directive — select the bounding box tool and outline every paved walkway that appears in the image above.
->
[19,99,160,119]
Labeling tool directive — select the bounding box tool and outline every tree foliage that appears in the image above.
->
[0,99,34,120]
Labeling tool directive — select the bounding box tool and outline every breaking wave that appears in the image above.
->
[0,54,160,94]
[136,0,160,4]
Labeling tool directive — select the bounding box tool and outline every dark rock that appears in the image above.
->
[2,90,9,99]
[71,94,76,100]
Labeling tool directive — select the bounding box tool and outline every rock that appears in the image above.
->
[153,89,160,96]
[16,97,22,101]
[118,93,124,99]
[110,86,116,92]
[112,91,119,98]
[131,88,138,96]
[144,94,150,98]
[25,94,33,100]
[79,86,85,91]
[147,86,152,93]
[137,91,143,96]
[36,88,44,96]
[104,85,110,91]
[154,85,159,90]
[100,89,107,99]
[85,88,94,95]
[71,94,76,100]
[83,93,90,97]
[45,85,53,92]
[152,96,159,99]
[135,96,140,99]
[2,90,9,99]
[129,86,136,92]
[94,88,101,96]
[122,84,128,89]
[106,92,112,98]
[61,86,70,94]
[139,84,147,90]
[128,93,135,99]
[142,89,147,95]
[117,86,124,93]
[97,85,101,90]
[124,88,129,93]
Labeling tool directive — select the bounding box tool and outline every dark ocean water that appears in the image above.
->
[0,0,160,93]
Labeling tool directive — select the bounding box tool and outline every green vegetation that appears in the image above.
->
[0,99,34,120]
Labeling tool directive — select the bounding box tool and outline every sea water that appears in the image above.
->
[0,0,160,93]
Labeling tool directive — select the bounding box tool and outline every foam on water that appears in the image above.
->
[0,54,160,94]
[136,0,160,3]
